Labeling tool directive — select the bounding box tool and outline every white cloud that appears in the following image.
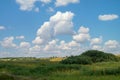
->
[0,37,17,48]
[73,26,90,43]
[92,45,102,50]
[29,45,43,54]
[16,0,36,11]
[16,35,25,40]
[40,0,51,4]
[58,40,80,50]
[35,11,74,44]
[59,40,71,50]
[98,14,119,21]
[20,42,31,48]
[78,26,89,34]
[16,0,51,11]
[73,34,90,43]
[105,40,119,49]
[68,40,80,47]
[55,0,79,7]
[32,36,44,45]
[0,26,5,30]
[44,39,58,51]
[51,11,74,35]
[103,40,120,54]
[90,36,102,45]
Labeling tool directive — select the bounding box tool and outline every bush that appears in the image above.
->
[61,50,119,64]
[81,50,119,62]
[61,55,92,64]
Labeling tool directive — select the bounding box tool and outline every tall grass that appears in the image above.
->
[0,58,120,80]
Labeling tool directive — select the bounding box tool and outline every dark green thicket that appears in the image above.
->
[61,50,119,64]
[61,55,92,64]
[81,50,119,62]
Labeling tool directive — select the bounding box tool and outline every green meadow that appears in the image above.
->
[0,58,120,80]
[0,50,120,80]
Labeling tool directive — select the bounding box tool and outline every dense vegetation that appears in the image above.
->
[0,50,120,80]
[61,50,119,64]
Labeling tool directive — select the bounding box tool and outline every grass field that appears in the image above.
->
[0,57,120,80]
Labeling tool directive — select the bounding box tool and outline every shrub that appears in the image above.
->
[61,55,92,64]
[81,50,119,62]
[61,50,119,64]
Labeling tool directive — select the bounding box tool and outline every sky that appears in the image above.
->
[0,0,120,58]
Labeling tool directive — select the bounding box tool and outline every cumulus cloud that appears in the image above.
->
[103,40,120,54]
[29,45,43,54]
[16,0,36,11]
[55,0,79,7]
[16,35,25,40]
[51,11,74,35]
[35,11,74,44]
[40,0,51,4]
[105,40,119,49]
[20,42,31,48]
[58,40,80,50]
[90,36,102,45]
[98,14,119,21]
[78,26,89,33]
[32,36,44,45]
[0,37,17,48]
[73,26,90,43]
[44,39,58,51]
[16,0,51,11]
[91,45,102,50]
[0,26,5,30]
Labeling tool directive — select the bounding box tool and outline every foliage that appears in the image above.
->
[60,55,92,64]
[81,50,119,62]
[61,50,119,64]
[0,51,120,80]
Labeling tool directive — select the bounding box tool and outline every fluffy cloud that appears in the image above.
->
[105,40,119,49]
[90,36,102,45]
[51,11,74,35]
[78,26,89,33]
[0,26,5,30]
[20,42,31,48]
[35,11,74,44]
[98,14,119,21]
[16,0,51,11]
[0,37,17,48]
[68,40,80,47]
[73,26,90,43]
[59,40,80,50]
[32,37,44,45]
[55,0,79,7]
[103,40,120,54]
[91,45,102,50]
[16,0,36,11]
[40,0,51,4]
[29,45,42,54]
[16,35,25,40]
[44,39,58,51]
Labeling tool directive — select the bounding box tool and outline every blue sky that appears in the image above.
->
[0,0,120,58]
